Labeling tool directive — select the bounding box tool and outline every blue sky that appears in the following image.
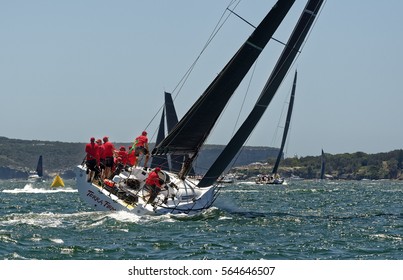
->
[1,0,402,157]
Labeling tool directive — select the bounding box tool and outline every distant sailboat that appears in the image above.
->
[256,70,297,185]
[51,174,65,188]
[320,149,326,179]
[28,155,43,182]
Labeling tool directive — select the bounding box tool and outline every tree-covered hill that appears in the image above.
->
[233,150,403,180]
[0,137,84,178]
[2,136,402,180]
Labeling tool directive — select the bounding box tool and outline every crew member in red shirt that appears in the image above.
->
[145,167,164,204]
[96,139,105,179]
[85,137,99,182]
[133,131,150,167]
[102,136,116,179]
[115,146,128,172]
[127,145,137,167]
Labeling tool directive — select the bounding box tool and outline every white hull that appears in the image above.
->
[28,173,42,182]
[255,178,286,185]
[76,165,218,215]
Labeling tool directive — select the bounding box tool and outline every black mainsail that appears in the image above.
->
[199,0,324,188]
[152,0,296,177]
[272,70,297,175]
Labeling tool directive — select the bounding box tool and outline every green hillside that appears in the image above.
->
[3,136,402,180]
[233,150,403,180]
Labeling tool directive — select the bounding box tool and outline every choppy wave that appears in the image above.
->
[2,183,77,194]
[0,179,402,260]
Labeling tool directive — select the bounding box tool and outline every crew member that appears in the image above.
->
[102,136,116,179]
[85,137,99,182]
[115,146,128,171]
[96,139,105,179]
[127,145,137,167]
[145,167,164,204]
[133,131,150,167]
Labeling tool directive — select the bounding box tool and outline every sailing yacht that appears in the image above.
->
[28,155,43,182]
[76,0,324,215]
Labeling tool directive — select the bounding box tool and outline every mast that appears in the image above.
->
[272,70,297,175]
[152,0,296,178]
[199,0,324,188]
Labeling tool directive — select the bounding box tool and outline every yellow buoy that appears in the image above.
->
[51,174,65,188]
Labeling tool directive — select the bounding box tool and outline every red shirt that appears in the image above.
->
[145,171,162,188]
[97,145,105,160]
[103,141,115,157]
[85,143,99,161]
[116,150,128,165]
[127,149,137,166]
[135,135,148,147]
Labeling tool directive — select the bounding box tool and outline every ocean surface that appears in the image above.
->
[0,179,402,260]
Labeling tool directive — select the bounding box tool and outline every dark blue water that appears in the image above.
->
[1,179,402,260]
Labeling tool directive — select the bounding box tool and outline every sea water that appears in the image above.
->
[0,179,402,260]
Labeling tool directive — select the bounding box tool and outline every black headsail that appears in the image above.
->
[37,155,43,177]
[199,0,324,188]
[164,92,184,173]
[152,0,296,178]
[164,92,179,134]
[272,70,297,175]
[150,105,168,169]
[151,92,182,171]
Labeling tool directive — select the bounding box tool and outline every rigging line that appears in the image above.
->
[219,69,259,174]
[141,97,164,146]
[265,0,327,146]
[143,1,242,140]
[156,2,245,152]
[226,7,290,48]
[271,81,293,147]
[228,2,326,173]
[257,0,325,110]
[297,0,326,52]
[226,8,256,28]
[264,0,327,155]
[232,60,258,137]
[171,0,242,102]
[228,0,327,171]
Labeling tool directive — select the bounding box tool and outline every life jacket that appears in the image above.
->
[104,179,115,187]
